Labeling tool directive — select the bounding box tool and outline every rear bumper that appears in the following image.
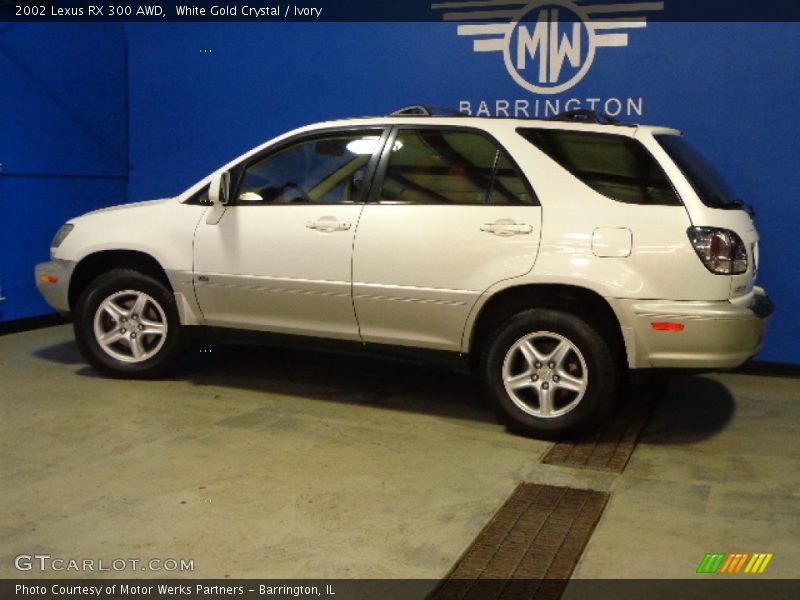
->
[613,287,773,369]
[34,259,76,314]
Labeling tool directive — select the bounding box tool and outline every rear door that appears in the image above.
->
[352,126,542,351]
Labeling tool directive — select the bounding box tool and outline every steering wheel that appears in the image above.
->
[279,181,311,203]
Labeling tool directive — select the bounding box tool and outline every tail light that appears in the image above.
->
[687,227,748,275]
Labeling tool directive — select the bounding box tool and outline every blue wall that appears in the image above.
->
[125,22,799,364]
[0,23,128,321]
[4,21,799,364]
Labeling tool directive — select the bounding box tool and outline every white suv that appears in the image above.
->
[35,107,772,437]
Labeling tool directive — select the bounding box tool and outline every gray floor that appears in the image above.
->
[1,325,798,581]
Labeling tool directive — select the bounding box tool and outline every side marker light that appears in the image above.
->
[651,322,685,331]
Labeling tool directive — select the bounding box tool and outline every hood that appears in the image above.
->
[79,197,175,218]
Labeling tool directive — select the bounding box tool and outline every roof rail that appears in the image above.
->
[389,105,464,117]
[549,109,622,125]
[386,105,629,124]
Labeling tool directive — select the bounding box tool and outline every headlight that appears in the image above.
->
[51,223,74,248]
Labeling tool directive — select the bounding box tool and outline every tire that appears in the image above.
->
[481,309,619,439]
[73,269,186,378]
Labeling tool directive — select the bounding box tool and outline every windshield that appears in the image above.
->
[656,134,745,210]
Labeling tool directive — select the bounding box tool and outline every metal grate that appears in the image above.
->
[542,392,658,473]
[431,483,609,600]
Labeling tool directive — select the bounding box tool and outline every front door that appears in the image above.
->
[193,128,385,340]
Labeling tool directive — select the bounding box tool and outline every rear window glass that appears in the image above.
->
[518,128,682,206]
[656,134,743,210]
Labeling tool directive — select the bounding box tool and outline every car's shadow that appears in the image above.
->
[34,339,737,439]
[33,339,86,365]
[38,340,498,425]
[640,373,736,445]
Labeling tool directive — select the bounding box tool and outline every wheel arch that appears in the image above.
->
[466,283,628,370]
[68,250,173,311]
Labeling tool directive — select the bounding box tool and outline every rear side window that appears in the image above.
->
[377,129,535,205]
[518,128,682,206]
[655,134,744,210]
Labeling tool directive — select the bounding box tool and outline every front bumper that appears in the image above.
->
[34,259,77,314]
[614,287,773,369]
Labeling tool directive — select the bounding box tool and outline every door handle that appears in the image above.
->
[480,220,533,236]
[306,219,352,232]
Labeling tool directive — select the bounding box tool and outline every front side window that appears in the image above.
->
[236,130,383,204]
[377,129,534,205]
[518,128,682,206]
[187,186,210,205]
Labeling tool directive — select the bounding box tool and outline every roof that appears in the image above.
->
[307,106,680,137]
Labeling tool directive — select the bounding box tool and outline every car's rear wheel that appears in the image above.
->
[481,309,619,438]
[74,269,185,378]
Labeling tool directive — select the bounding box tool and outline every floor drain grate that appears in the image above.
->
[542,390,659,473]
[431,483,609,600]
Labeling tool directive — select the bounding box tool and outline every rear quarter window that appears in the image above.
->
[655,134,744,210]
[518,128,682,206]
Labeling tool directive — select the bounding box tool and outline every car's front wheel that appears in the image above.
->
[481,309,619,438]
[74,269,185,378]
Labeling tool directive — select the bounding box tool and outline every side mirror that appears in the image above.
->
[208,171,231,206]
[206,171,231,225]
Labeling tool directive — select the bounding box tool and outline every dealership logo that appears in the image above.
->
[433,0,664,94]
[696,552,774,575]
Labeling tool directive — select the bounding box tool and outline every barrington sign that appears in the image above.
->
[433,0,664,117]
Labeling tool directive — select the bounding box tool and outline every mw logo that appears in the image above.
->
[514,7,586,87]
[433,0,665,94]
